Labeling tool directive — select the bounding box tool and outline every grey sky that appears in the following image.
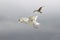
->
[0,0,60,40]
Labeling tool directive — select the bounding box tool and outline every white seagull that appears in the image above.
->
[18,16,40,29]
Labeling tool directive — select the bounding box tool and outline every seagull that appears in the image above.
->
[33,6,45,14]
[18,16,40,29]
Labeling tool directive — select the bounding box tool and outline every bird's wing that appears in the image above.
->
[38,7,43,11]
[28,16,34,20]
[33,21,40,25]
[38,6,45,11]
[32,21,40,29]
[34,16,38,21]
[23,18,29,21]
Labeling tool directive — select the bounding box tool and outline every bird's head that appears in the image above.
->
[18,18,24,23]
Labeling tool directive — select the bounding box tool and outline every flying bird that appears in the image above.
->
[33,6,45,14]
[18,16,40,29]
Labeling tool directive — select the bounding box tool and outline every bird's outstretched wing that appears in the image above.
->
[38,7,43,11]
[33,21,40,29]
[34,16,38,21]
[38,6,45,11]
[18,17,29,23]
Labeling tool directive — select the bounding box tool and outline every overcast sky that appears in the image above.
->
[0,0,60,40]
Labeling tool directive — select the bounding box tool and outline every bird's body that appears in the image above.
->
[18,16,40,29]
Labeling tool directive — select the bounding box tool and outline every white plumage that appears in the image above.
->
[18,16,40,29]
